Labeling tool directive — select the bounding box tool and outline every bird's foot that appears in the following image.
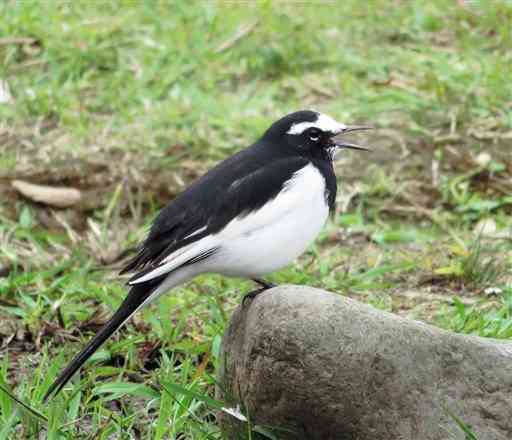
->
[242,287,267,306]
[251,278,276,289]
[243,279,277,306]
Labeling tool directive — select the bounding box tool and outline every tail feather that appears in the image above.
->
[43,276,165,402]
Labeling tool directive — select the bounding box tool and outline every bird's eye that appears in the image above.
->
[307,128,322,142]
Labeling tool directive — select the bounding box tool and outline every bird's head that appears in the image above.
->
[263,110,371,159]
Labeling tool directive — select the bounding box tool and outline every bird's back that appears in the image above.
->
[122,139,305,274]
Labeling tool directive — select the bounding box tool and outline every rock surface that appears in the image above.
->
[217,285,512,440]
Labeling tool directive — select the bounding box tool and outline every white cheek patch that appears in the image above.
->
[287,113,346,135]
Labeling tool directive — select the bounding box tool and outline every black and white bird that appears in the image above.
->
[43,110,370,400]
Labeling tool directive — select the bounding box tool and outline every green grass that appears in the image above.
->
[1,1,512,438]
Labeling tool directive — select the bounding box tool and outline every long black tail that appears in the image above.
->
[43,276,165,402]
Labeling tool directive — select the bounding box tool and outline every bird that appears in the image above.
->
[43,110,371,401]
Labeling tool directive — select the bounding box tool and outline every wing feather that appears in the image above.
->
[121,146,309,283]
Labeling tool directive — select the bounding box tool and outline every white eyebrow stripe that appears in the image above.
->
[287,113,346,135]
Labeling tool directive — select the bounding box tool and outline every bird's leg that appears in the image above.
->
[242,278,277,306]
[251,278,276,289]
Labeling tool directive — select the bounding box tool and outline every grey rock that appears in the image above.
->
[217,285,512,440]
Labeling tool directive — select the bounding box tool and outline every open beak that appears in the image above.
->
[332,125,373,151]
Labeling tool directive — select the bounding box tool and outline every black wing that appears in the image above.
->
[121,142,308,279]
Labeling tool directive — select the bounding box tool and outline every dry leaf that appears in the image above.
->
[473,218,497,237]
[12,180,82,208]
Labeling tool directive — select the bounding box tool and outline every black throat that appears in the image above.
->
[309,157,337,214]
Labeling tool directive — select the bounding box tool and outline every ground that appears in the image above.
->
[0,1,511,439]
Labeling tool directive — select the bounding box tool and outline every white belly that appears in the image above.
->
[205,163,330,277]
